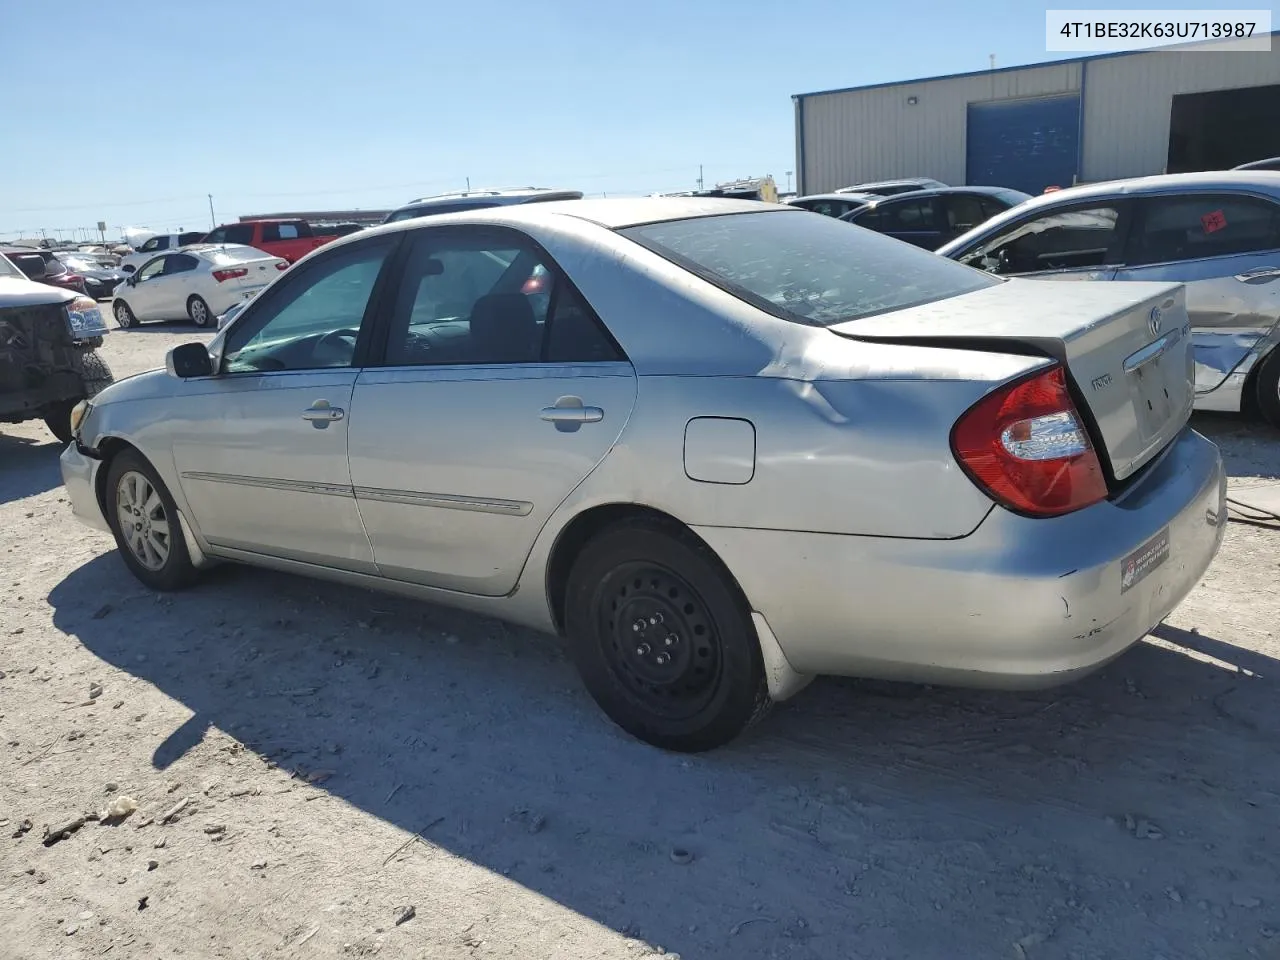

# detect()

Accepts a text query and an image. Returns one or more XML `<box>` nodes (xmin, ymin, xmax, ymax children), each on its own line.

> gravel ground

<box><xmin>2</xmin><ymin>325</ymin><xmax>1279</xmax><ymax>960</ymax></box>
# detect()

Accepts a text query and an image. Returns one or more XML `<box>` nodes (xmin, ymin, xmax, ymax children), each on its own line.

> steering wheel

<box><xmin>317</xmin><ymin>328</ymin><xmax>359</xmax><ymax>348</ymax></box>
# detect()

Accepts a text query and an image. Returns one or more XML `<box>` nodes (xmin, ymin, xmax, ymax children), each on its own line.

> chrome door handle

<box><xmin>1235</xmin><ymin>266</ymin><xmax>1280</xmax><ymax>283</ymax></box>
<box><xmin>302</xmin><ymin>400</ymin><xmax>344</xmax><ymax>428</ymax></box>
<box><xmin>540</xmin><ymin>396</ymin><xmax>603</xmax><ymax>432</ymax></box>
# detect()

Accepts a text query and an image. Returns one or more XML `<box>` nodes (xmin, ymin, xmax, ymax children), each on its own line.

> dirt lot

<box><xmin>2</xmin><ymin>324</ymin><xmax>1279</xmax><ymax>960</ymax></box>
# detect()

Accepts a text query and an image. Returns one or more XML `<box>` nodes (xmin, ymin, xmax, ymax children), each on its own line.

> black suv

<box><xmin>1</xmin><ymin>251</ymin><xmax>114</xmax><ymax>442</ymax></box>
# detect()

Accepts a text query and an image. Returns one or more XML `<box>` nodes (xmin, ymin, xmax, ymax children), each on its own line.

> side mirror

<box><xmin>166</xmin><ymin>343</ymin><xmax>214</xmax><ymax>379</ymax></box>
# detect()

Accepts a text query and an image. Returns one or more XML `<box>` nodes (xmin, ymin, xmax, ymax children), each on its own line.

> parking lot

<box><xmin>2</xmin><ymin>325</ymin><xmax>1279</xmax><ymax>959</ymax></box>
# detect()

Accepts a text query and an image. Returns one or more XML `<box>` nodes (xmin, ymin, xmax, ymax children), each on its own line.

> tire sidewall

<box><xmin>564</xmin><ymin>523</ymin><xmax>766</xmax><ymax>752</ymax></box>
<box><xmin>105</xmin><ymin>451</ymin><xmax>196</xmax><ymax>590</ymax></box>
<box><xmin>1255</xmin><ymin>349</ymin><xmax>1280</xmax><ymax>429</ymax></box>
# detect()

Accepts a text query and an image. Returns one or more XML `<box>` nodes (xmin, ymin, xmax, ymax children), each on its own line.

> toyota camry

<box><xmin>59</xmin><ymin>198</ymin><xmax>1226</xmax><ymax>751</ymax></box>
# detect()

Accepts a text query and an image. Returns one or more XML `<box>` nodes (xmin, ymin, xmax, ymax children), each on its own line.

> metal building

<box><xmin>793</xmin><ymin>33</ymin><xmax>1280</xmax><ymax>196</ymax></box>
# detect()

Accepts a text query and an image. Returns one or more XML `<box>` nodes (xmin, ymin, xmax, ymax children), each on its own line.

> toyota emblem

<box><xmin>1149</xmin><ymin>306</ymin><xmax>1162</xmax><ymax>336</ymax></box>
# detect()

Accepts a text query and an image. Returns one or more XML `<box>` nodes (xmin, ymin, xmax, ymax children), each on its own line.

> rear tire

<box><xmin>1254</xmin><ymin>348</ymin><xmax>1280</xmax><ymax>430</ymax></box>
<box><xmin>188</xmin><ymin>296</ymin><xmax>212</xmax><ymax>328</ymax></box>
<box><xmin>563</xmin><ymin>518</ymin><xmax>771</xmax><ymax>752</ymax></box>
<box><xmin>113</xmin><ymin>300</ymin><xmax>137</xmax><ymax>329</ymax></box>
<box><xmin>105</xmin><ymin>450</ymin><xmax>199</xmax><ymax>591</ymax></box>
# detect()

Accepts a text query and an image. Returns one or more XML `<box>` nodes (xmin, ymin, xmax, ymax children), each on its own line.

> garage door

<box><xmin>966</xmin><ymin>95</ymin><xmax>1080</xmax><ymax>194</ymax></box>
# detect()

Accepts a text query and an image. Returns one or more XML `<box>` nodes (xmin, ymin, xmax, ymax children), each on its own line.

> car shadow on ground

<box><xmin>1192</xmin><ymin>411</ymin><xmax>1280</xmax><ymax>479</ymax></box>
<box><xmin>47</xmin><ymin>553</ymin><xmax>1280</xmax><ymax>959</ymax></box>
<box><xmin>0</xmin><ymin>432</ymin><xmax>65</xmax><ymax>503</ymax></box>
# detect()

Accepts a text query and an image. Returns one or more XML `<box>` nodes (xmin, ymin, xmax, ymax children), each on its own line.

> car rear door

<box><xmin>857</xmin><ymin>196</ymin><xmax>945</xmax><ymax>248</ymax></box>
<box><xmin>1112</xmin><ymin>190</ymin><xmax>1280</xmax><ymax>396</ymax></box>
<box><xmin>347</xmin><ymin>224</ymin><xmax>636</xmax><ymax>596</ymax></box>
<box><xmin>168</xmin><ymin>235</ymin><xmax>400</xmax><ymax>570</ymax></box>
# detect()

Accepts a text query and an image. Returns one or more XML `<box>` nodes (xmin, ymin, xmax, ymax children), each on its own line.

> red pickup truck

<box><xmin>202</xmin><ymin>219</ymin><xmax>341</xmax><ymax>264</ymax></box>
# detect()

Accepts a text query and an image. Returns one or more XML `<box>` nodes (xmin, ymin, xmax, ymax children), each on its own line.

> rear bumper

<box><xmin>695</xmin><ymin>428</ymin><xmax>1226</xmax><ymax>688</ymax></box>
<box><xmin>60</xmin><ymin>443</ymin><xmax>109</xmax><ymax>534</ymax></box>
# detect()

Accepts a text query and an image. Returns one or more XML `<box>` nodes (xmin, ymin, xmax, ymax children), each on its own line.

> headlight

<box><xmin>69</xmin><ymin>400</ymin><xmax>92</xmax><ymax>439</ymax></box>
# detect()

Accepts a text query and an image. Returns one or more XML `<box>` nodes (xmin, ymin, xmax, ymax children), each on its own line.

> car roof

<box><xmin>398</xmin><ymin>187</ymin><xmax>584</xmax><ymax>207</ymax></box>
<box><xmin>787</xmin><ymin>193</ymin><xmax>880</xmax><ymax>203</ymax></box>
<box><xmin>863</xmin><ymin>185</ymin><xmax>1028</xmax><ymax>203</ymax></box>
<box><xmin>344</xmin><ymin>197</ymin><xmax>796</xmax><ymax>247</ymax></box>
<box><xmin>177</xmin><ymin>243</ymin><xmax>267</xmax><ymax>257</ymax></box>
<box><xmin>839</xmin><ymin>177</ymin><xmax>944</xmax><ymax>190</ymax></box>
<box><xmin>1233</xmin><ymin>157</ymin><xmax>1280</xmax><ymax>170</ymax></box>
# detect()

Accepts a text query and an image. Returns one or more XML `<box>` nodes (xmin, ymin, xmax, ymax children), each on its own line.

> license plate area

<box><xmin>1128</xmin><ymin>354</ymin><xmax>1176</xmax><ymax>442</ymax></box>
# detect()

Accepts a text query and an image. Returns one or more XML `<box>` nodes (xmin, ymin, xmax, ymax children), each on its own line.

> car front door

<box><xmin>167</xmin><ymin>235</ymin><xmax>400</xmax><ymax>571</ymax></box>
<box><xmin>949</xmin><ymin>199</ymin><xmax>1131</xmax><ymax>282</ymax></box>
<box><xmin>1113</xmin><ymin>191</ymin><xmax>1280</xmax><ymax>396</ymax></box>
<box><xmin>126</xmin><ymin>256</ymin><xmax>170</xmax><ymax>319</ymax></box>
<box><xmin>941</xmin><ymin>192</ymin><xmax>991</xmax><ymax>246</ymax></box>
<box><xmin>347</xmin><ymin>225</ymin><xmax>637</xmax><ymax>596</ymax></box>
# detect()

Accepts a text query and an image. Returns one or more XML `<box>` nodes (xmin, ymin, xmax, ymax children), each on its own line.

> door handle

<box><xmin>1235</xmin><ymin>266</ymin><xmax>1280</xmax><ymax>283</ymax></box>
<box><xmin>301</xmin><ymin>400</ymin><xmax>344</xmax><ymax>428</ymax></box>
<box><xmin>540</xmin><ymin>396</ymin><xmax>603</xmax><ymax>432</ymax></box>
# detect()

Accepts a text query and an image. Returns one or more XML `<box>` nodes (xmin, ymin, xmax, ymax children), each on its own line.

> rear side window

<box><xmin>262</xmin><ymin>223</ymin><xmax>301</xmax><ymax>242</ymax></box>
<box><xmin>163</xmin><ymin>254</ymin><xmax>199</xmax><ymax>275</ymax></box>
<box><xmin>1127</xmin><ymin>194</ymin><xmax>1280</xmax><ymax>265</ymax></box>
<box><xmin>178</xmin><ymin>232</ymin><xmax>206</xmax><ymax>246</ymax></box>
<box><xmin>622</xmin><ymin>210</ymin><xmax>998</xmax><ymax>327</ymax></box>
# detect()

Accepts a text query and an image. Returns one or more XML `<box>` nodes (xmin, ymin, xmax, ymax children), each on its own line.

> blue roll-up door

<box><xmin>966</xmin><ymin>95</ymin><xmax>1080</xmax><ymax>194</ymax></box>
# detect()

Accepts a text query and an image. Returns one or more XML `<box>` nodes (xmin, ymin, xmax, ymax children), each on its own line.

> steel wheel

<box><xmin>115</xmin><ymin>470</ymin><xmax>172</xmax><ymax>572</ymax></box>
<box><xmin>597</xmin><ymin>561</ymin><xmax>723</xmax><ymax>720</ymax></box>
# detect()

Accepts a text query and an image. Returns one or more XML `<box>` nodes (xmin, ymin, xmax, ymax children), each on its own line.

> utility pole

<box><xmin>989</xmin><ymin>53</ymin><xmax>996</xmax><ymax>70</ymax></box>
<box><xmin>207</xmin><ymin>194</ymin><xmax>216</xmax><ymax>228</ymax></box>
<box><xmin>785</xmin><ymin>170</ymin><xmax>793</xmax><ymax>192</ymax></box>
<box><xmin>696</xmin><ymin>164</ymin><xmax>704</xmax><ymax>191</ymax></box>
<box><xmin>465</xmin><ymin>177</ymin><xmax>471</xmax><ymax>192</ymax></box>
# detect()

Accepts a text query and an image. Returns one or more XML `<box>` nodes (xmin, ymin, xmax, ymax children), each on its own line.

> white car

<box><xmin>119</xmin><ymin>231</ymin><xmax>209</xmax><ymax>274</ymax></box>
<box><xmin>111</xmin><ymin>244</ymin><xmax>288</xmax><ymax>329</ymax></box>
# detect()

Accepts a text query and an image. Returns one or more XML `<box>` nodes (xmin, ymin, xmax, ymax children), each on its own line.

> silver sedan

<box><xmin>59</xmin><ymin>198</ymin><xmax>1226</xmax><ymax>751</ymax></box>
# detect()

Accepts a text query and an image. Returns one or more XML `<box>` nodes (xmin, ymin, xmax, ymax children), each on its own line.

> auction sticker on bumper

<box><xmin>1121</xmin><ymin>528</ymin><xmax>1170</xmax><ymax>593</ymax></box>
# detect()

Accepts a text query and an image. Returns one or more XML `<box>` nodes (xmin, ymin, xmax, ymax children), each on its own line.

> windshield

<box><xmin>0</xmin><ymin>253</ymin><xmax>21</xmax><ymax>279</ymax></box>
<box><xmin>621</xmin><ymin>210</ymin><xmax>998</xmax><ymax>326</ymax></box>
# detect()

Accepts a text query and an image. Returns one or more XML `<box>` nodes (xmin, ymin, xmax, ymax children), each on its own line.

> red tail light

<box><xmin>950</xmin><ymin>365</ymin><xmax>1107</xmax><ymax>517</ymax></box>
<box><xmin>212</xmin><ymin>267</ymin><xmax>248</xmax><ymax>283</ymax></box>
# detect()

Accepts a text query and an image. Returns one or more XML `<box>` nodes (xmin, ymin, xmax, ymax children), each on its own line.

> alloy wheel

<box><xmin>115</xmin><ymin>470</ymin><xmax>171</xmax><ymax>571</ymax></box>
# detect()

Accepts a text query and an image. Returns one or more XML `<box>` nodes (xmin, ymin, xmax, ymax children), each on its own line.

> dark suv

<box><xmin>1</xmin><ymin>251</ymin><xmax>114</xmax><ymax>442</ymax></box>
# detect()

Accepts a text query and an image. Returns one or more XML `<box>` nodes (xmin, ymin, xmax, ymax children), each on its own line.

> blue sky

<box><xmin>0</xmin><ymin>0</ymin><xmax>1171</xmax><ymax>240</ymax></box>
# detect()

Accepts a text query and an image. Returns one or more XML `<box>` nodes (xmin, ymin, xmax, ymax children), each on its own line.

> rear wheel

<box><xmin>187</xmin><ymin>296</ymin><xmax>212</xmax><ymax>328</ymax></box>
<box><xmin>564</xmin><ymin>518</ymin><xmax>771</xmax><ymax>752</ymax></box>
<box><xmin>105</xmin><ymin>450</ymin><xmax>199</xmax><ymax>591</ymax></box>
<box><xmin>1254</xmin><ymin>348</ymin><xmax>1280</xmax><ymax>430</ymax></box>
<box><xmin>113</xmin><ymin>300</ymin><xmax>137</xmax><ymax>329</ymax></box>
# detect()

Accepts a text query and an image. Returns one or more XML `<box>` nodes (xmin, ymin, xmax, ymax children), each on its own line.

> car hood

<box><xmin>0</xmin><ymin>275</ymin><xmax>78</xmax><ymax>307</ymax></box>
<box><xmin>91</xmin><ymin>367</ymin><xmax>171</xmax><ymax>407</ymax></box>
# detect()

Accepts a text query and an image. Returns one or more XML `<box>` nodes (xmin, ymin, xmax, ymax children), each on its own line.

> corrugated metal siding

<box><xmin>1083</xmin><ymin>48</ymin><xmax>1280</xmax><ymax>182</ymax></box>
<box><xmin>798</xmin><ymin>63</ymin><xmax>1080</xmax><ymax>194</ymax></box>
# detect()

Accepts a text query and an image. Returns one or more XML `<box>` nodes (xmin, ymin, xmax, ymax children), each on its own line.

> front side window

<box><xmin>877</xmin><ymin>198</ymin><xmax>938</xmax><ymax>232</ymax></box>
<box><xmin>221</xmin><ymin>238</ymin><xmax>395</xmax><ymax>374</ymax></box>
<box><xmin>622</xmin><ymin>209</ymin><xmax>998</xmax><ymax>327</ymax></box>
<box><xmin>136</xmin><ymin>257</ymin><xmax>167</xmax><ymax>281</ymax></box>
<box><xmin>1127</xmin><ymin>194</ymin><xmax>1280</xmax><ymax>265</ymax></box>
<box><xmin>179</xmin><ymin>232</ymin><xmax>206</xmax><ymax>246</ymax></box>
<box><xmin>956</xmin><ymin>204</ymin><xmax>1122</xmax><ymax>275</ymax></box>
<box><xmin>945</xmin><ymin>194</ymin><xmax>988</xmax><ymax>233</ymax></box>
<box><xmin>384</xmin><ymin>228</ymin><xmax>620</xmax><ymax>366</ymax></box>
<box><xmin>141</xmin><ymin>236</ymin><xmax>167</xmax><ymax>252</ymax></box>
<box><xmin>263</xmin><ymin>223</ymin><xmax>301</xmax><ymax>242</ymax></box>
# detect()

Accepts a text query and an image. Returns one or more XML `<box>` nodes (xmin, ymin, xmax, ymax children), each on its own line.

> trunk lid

<box><xmin>830</xmin><ymin>278</ymin><xmax>1194</xmax><ymax>482</ymax></box>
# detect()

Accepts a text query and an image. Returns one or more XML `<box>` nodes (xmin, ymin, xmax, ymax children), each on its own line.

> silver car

<box><xmin>59</xmin><ymin>199</ymin><xmax>1226</xmax><ymax>751</ymax></box>
<box><xmin>936</xmin><ymin>171</ymin><xmax>1280</xmax><ymax>428</ymax></box>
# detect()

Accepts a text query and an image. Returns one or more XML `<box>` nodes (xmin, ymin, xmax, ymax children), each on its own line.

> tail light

<box><xmin>950</xmin><ymin>365</ymin><xmax>1107</xmax><ymax>517</ymax></box>
<box><xmin>212</xmin><ymin>267</ymin><xmax>248</xmax><ymax>283</ymax></box>
<box><xmin>275</xmin><ymin>261</ymin><xmax>289</xmax><ymax>271</ymax></box>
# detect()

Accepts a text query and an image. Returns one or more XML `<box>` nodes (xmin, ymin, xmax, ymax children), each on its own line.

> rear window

<box><xmin>621</xmin><ymin>210</ymin><xmax>998</xmax><ymax>326</ymax></box>
<box><xmin>208</xmin><ymin>246</ymin><xmax>268</xmax><ymax>265</ymax></box>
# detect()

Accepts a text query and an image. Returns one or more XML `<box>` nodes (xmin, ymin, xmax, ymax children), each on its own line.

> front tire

<box><xmin>105</xmin><ymin>450</ymin><xmax>199</xmax><ymax>591</ymax></box>
<box><xmin>113</xmin><ymin>300</ymin><xmax>137</xmax><ymax>329</ymax></box>
<box><xmin>564</xmin><ymin>518</ymin><xmax>771</xmax><ymax>752</ymax></box>
<box><xmin>1254</xmin><ymin>348</ymin><xmax>1280</xmax><ymax>429</ymax></box>
<box><xmin>188</xmin><ymin>296</ymin><xmax>212</xmax><ymax>328</ymax></box>
<box><xmin>43</xmin><ymin>402</ymin><xmax>77</xmax><ymax>444</ymax></box>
